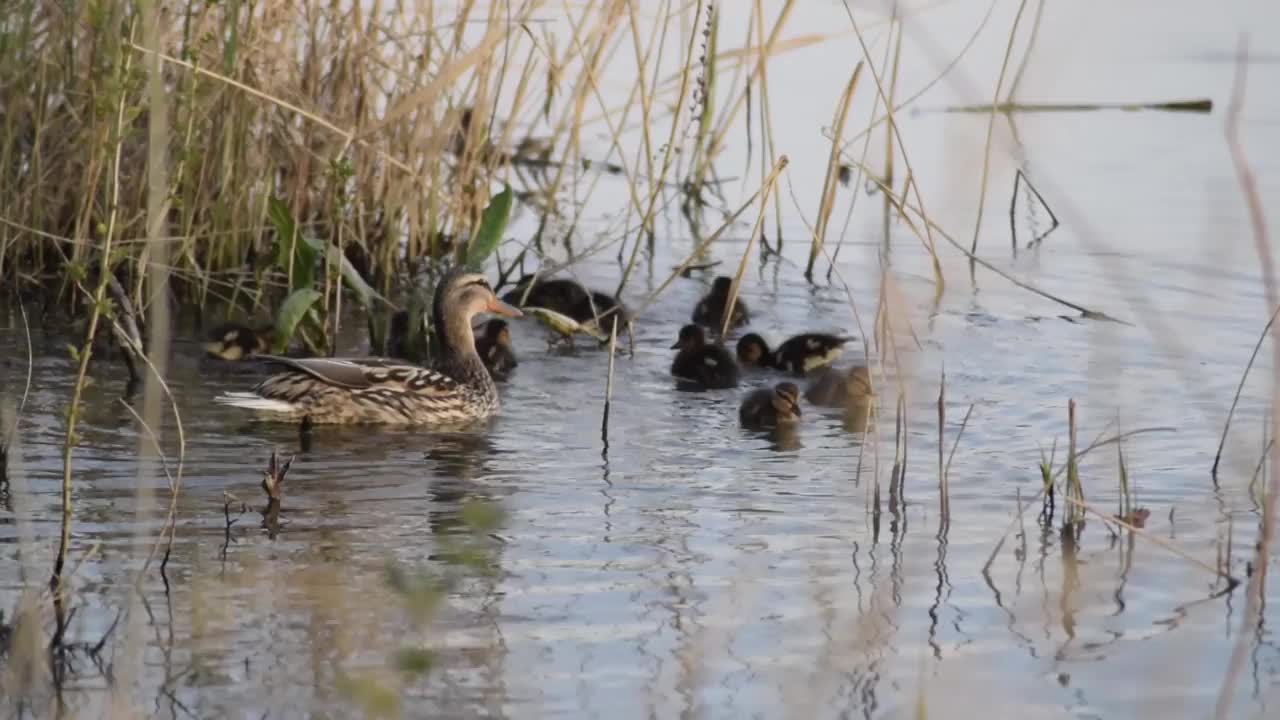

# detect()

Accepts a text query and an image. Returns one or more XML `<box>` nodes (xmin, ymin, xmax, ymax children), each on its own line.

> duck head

<box><xmin>670</xmin><ymin>323</ymin><xmax>707</xmax><ymax>350</ymax></box>
<box><xmin>771</xmin><ymin>382</ymin><xmax>802</xmax><ymax>422</ymax></box>
<box><xmin>434</xmin><ymin>269</ymin><xmax>522</xmax><ymax>356</ymax></box>
<box><xmin>736</xmin><ymin>333</ymin><xmax>773</xmax><ymax>367</ymax></box>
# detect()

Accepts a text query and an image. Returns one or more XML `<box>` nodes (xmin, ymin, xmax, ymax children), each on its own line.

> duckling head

<box><xmin>772</xmin><ymin>382</ymin><xmax>802</xmax><ymax>422</ymax></box>
<box><xmin>483</xmin><ymin>318</ymin><xmax>513</xmax><ymax>348</ymax></box>
<box><xmin>711</xmin><ymin>276</ymin><xmax>733</xmax><ymax>296</ymax></box>
<box><xmin>670</xmin><ymin>324</ymin><xmax>707</xmax><ymax>350</ymax></box>
<box><xmin>736</xmin><ymin>333</ymin><xmax>773</xmax><ymax>367</ymax></box>
<box><xmin>846</xmin><ymin>365</ymin><xmax>874</xmax><ymax>398</ymax></box>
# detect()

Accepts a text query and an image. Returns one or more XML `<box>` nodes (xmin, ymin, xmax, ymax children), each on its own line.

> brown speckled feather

<box><xmin>250</xmin><ymin>356</ymin><xmax>493</xmax><ymax>424</ymax></box>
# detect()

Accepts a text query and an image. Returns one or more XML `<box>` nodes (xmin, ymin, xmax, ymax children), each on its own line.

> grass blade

<box><xmin>466</xmin><ymin>184</ymin><xmax>513</xmax><ymax>270</ymax></box>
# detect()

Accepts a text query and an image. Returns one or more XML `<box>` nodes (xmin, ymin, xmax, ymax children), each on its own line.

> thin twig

<box><xmin>601</xmin><ymin>318</ymin><xmax>618</xmax><ymax>444</ymax></box>
<box><xmin>720</xmin><ymin>156</ymin><xmax>789</xmax><ymax>339</ymax></box>
<box><xmin>1216</xmin><ymin>34</ymin><xmax>1279</xmax><ymax>720</ymax></box>
<box><xmin>1212</xmin><ymin>301</ymin><xmax>1280</xmax><ymax>477</ymax></box>
<box><xmin>969</xmin><ymin>0</ymin><xmax>1031</xmax><ymax>260</ymax></box>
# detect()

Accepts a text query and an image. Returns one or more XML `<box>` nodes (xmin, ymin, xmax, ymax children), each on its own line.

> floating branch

<box><xmin>929</xmin><ymin>98</ymin><xmax>1212</xmax><ymax>114</ymax></box>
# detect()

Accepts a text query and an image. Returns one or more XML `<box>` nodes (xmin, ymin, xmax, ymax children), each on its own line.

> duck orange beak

<box><xmin>487</xmin><ymin>297</ymin><xmax>523</xmax><ymax>318</ymax></box>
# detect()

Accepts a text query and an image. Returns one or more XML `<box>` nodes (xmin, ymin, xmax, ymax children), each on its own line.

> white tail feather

<box><xmin>214</xmin><ymin>392</ymin><xmax>298</xmax><ymax>414</ymax></box>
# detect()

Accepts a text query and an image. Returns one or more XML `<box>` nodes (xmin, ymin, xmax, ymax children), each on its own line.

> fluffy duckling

<box><xmin>804</xmin><ymin>365</ymin><xmax>874</xmax><ymax>407</ymax></box>
<box><xmin>474</xmin><ymin>318</ymin><xmax>518</xmax><ymax>380</ymax></box>
<box><xmin>669</xmin><ymin>324</ymin><xmax>739</xmax><ymax>389</ymax></box>
<box><xmin>736</xmin><ymin>332</ymin><xmax>853</xmax><ymax>375</ymax></box>
<box><xmin>204</xmin><ymin>323</ymin><xmax>273</xmax><ymax>361</ymax></box>
<box><xmin>503</xmin><ymin>275</ymin><xmax>630</xmax><ymax>336</ymax></box>
<box><xmin>691</xmin><ymin>276</ymin><xmax>749</xmax><ymax>330</ymax></box>
<box><xmin>739</xmin><ymin>382</ymin><xmax>802</xmax><ymax>429</ymax></box>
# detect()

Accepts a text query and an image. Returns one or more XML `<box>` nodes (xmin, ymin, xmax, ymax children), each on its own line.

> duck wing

<box><xmin>257</xmin><ymin>356</ymin><xmax>460</xmax><ymax>395</ymax></box>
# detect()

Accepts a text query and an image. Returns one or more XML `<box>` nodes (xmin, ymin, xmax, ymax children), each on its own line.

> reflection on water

<box><xmin>5</xmin><ymin>2</ymin><xmax>1280</xmax><ymax>717</ymax></box>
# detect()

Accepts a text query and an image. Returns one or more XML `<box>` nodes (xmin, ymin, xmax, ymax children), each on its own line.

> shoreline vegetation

<box><xmin>1</xmin><ymin>0</ymin><xmax>1276</xmax><ymax>717</ymax></box>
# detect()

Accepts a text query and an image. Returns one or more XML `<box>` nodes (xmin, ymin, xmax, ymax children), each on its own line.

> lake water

<box><xmin>3</xmin><ymin>0</ymin><xmax>1280</xmax><ymax>717</ymax></box>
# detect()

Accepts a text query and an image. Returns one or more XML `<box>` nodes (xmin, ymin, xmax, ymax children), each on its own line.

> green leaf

<box><xmin>268</xmin><ymin>197</ymin><xmax>316</xmax><ymax>291</ymax></box>
<box><xmin>465</xmin><ymin>184</ymin><xmax>512</xmax><ymax>270</ymax></box>
<box><xmin>273</xmin><ymin>288</ymin><xmax>322</xmax><ymax>353</ymax></box>
<box><xmin>335</xmin><ymin>674</ymin><xmax>400</xmax><ymax>719</ymax></box>
<box><xmin>392</xmin><ymin>648</ymin><xmax>434</xmax><ymax>676</ymax></box>
<box><xmin>460</xmin><ymin>500</ymin><xmax>505</xmax><ymax>534</ymax></box>
<box><xmin>324</xmin><ymin>243</ymin><xmax>385</xmax><ymax>308</ymax></box>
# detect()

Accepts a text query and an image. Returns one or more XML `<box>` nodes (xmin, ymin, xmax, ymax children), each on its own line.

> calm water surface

<box><xmin>3</xmin><ymin>1</ymin><xmax>1280</xmax><ymax>717</ymax></box>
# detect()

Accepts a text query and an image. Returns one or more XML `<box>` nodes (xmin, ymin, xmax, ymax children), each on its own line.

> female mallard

<box><xmin>474</xmin><ymin>318</ymin><xmax>518</xmax><ymax>380</ymax></box>
<box><xmin>215</xmin><ymin>269</ymin><xmax>521</xmax><ymax>424</ymax></box>
<box><xmin>739</xmin><ymin>382</ymin><xmax>802</xmax><ymax>429</ymax></box>
<box><xmin>502</xmin><ymin>274</ymin><xmax>630</xmax><ymax>336</ymax></box>
<box><xmin>692</xmin><ymin>276</ymin><xmax>749</xmax><ymax>330</ymax></box>
<box><xmin>670</xmin><ymin>324</ymin><xmax>739</xmax><ymax>389</ymax></box>
<box><xmin>736</xmin><ymin>332</ymin><xmax>853</xmax><ymax>375</ymax></box>
<box><xmin>204</xmin><ymin>323</ymin><xmax>274</xmax><ymax>361</ymax></box>
<box><xmin>804</xmin><ymin>364</ymin><xmax>874</xmax><ymax>407</ymax></box>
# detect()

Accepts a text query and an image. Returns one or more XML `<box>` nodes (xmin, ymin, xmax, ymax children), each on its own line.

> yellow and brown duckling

<box><xmin>215</xmin><ymin>268</ymin><xmax>522</xmax><ymax>425</ymax></box>
<box><xmin>739</xmin><ymin>382</ymin><xmax>802</xmax><ymax>429</ymax></box>
<box><xmin>736</xmin><ymin>332</ymin><xmax>853</xmax><ymax>375</ymax></box>
<box><xmin>804</xmin><ymin>364</ymin><xmax>874</xmax><ymax>407</ymax></box>
<box><xmin>203</xmin><ymin>323</ymin><xmax>274</xmax><ymax>361</ymax></box>
<box><xmin>669</xmin><ymin>324</ymin><xmax>740</xmax><ymax>390</ymax></box>
<box><xmin>474</xmin><ymin>318</ymin><xmax>518</xmax><ymax>380</ymax></box>
<box><xmin>692</xmin><ymin>276</ymin><xmax>749</xmax><ymax>330</ymax></box>
<box><xmin>502</xmin><ymin>274</ymin><xmax>630</xmax><ymax>336</ymax></box>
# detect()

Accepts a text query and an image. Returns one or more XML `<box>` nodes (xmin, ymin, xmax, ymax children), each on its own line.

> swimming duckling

<box><xmin>804</xmin><ymin>364</ymin><xmax>874</xmax><ymax>407</ymax></box>
<box><xmin>736</xmin><ymin>332</ymin><xmax>853</xmax><ymax>374</ymax></box>
<box><xmin>691</xmin><ymin>276</ymin><xmax>749</xmax><ymax>330</ymax></box>
<box><xmin>669</xmin><ymin>324</ymin><xmax>739</xmax><ymax>389</ymax></box>
<box><xmin>503</xmin><ymin>275</ymin><xmax>630</xmax><ymax>337</ymax></box>
<box><xmin>739</xmin><ymin>382</ymin><xmax>802</xmax><ymax>429</ymax></box>
<box><xmin>474</xmin><ymin>318</ymin><xmax>518</xmax><ymax>380</ymax></box>
<box><xmin>204</xmin><ymin>323</ymin><xmax>273</xmax><ymax>361</ymax></box>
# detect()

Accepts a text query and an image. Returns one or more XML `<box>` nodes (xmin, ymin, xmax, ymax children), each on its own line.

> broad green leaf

<box><xmin>273</xmin><ymin>288</ymin><xmax>322</xmax><ymax>353</ymax></box>
<box><xmin>268</xmin><ymin>197</ymin><xmax>316</xmax><ymax>291</ymax></box>
<box><xmin>324</xmin><ymin>243</ymin><xmax>386</xmax><ymax>308</ymax></box>
<box><xmin>465</xmin><ymin>184</ymin><xmax>512</xmax><ymax>270</ymax></box>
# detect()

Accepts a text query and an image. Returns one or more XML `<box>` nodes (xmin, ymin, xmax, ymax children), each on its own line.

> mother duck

<box><xmin>215</xmin><ymin>268</ymin><xmax>521</xmax><ymax>425</ymax></box>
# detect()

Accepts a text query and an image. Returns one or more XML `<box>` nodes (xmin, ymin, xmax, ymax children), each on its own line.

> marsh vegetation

<box><xmin>1</xmin><ymin>0</ymin><xmax>1277</xmax><ymax>717</ymax></box>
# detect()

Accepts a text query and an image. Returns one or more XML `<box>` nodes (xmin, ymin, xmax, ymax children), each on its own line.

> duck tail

<box><xmin>214</xmin><ymin>391</ymin><xmax>298</xmax><ymax>414</ymax></box>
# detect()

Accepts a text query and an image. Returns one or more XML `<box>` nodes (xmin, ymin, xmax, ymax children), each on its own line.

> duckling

<box><xmin>736</xmin><ymin>332</ymin><xmax>853</xmax><ymax>374</ymax></box>
<box><xmin>503</xmin><ymin>275</ymin><xmax>590</xmax><ymax>313</ymax></box>
<box><xmin>804</xmin><ymin>365</ymin><xmax>874</xmax><ymax>407</ymax></box>
<box><xmin>215</xmin><ymin>268</ymin><xmax>522</xmax><ymax>425</ymax></box>
<box><xmin>503</xmin><ymin>275</ymin><xmax>631</xmax><ymax>337</ymax></box>
<box><xmin>739</xmin><ymin>382</ymin><xmax>802</xmax><ymax>429</ymax></box>
<box><xmin>669</xmin><ymin>324</ymin><xmax>739</xmax><ymax>389</ymax></box>
<box><xmin>204</xmin><ymin>323</ymin><xmax>273</xmax><ymax>361</ymax></box>
<box><xmin>474</xmin><ymin>318</ymin><xmax>518</xmax><ymax>380</ymax></box>
<box><xmin>692</xmin><ymin>276</ymin><xmax>749</xmax><ymax>330</ymax></box>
